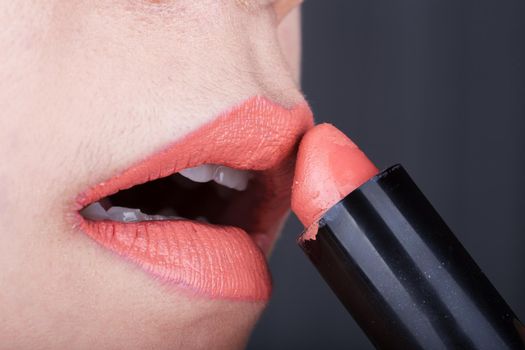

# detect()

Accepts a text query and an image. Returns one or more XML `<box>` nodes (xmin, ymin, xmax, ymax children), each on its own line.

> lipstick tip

<box><xmin>292</xmin><ymin>123</ymin><xmax>378</xmax><ymax>234</ymax></box>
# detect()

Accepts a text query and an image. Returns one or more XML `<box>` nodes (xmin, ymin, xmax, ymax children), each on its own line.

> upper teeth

<box><xmin>178</xmin><ymin>164</ymin><xmax>251</xmax><ymax>191</ymax></box>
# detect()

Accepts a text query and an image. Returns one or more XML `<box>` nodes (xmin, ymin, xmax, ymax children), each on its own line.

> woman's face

<box><xmin>0</xmin><ymin>1</ymin><xmax>311</xmax><ymax>349</ymax></box>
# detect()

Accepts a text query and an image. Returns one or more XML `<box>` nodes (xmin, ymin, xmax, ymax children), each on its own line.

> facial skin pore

<box><xmin>0</xmin><ymin>1</ymin><xmax>304</xmax><ymax>349</ymax></box>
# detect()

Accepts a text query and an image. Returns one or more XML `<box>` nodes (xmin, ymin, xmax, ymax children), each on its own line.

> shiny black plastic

<box><xmin>300</xmin><ymin>165</ymin><xmax>525</xmax><ymax>349</ymax></box>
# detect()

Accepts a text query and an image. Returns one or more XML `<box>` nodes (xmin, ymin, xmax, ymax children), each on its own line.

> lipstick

<box><xmin>292</xmin><ymin>124</ymin><xmax>525</xmax><ymax>349</ymax></box>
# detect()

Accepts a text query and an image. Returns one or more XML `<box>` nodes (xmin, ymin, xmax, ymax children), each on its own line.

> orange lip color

<box><xmin>76</xmin><ymin>96</ymin><xmax>313</xmax><ymax>301</ymax></box>
<box><xmin>292</xmin><ymin>123</ymin><xmax>378</xmax><ymax>239</ymax></box>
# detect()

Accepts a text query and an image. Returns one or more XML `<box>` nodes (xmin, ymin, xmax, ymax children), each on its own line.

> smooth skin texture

<box><xmin>0</xmin><ymin>0</ymin><xmax>305</xmax><ymax>349</ymax></box>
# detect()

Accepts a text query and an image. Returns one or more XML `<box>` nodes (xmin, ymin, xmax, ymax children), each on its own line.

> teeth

<box><xmin>107</xmin><ymin>207</ymin><xmax>148</xmax><ymax>222</ymax></box>
<box><xmin>178</xmin><ymin>164</ymin><xmax>251</xmax><ymax>191</ymax></box>
<box><xmin>80</xmin><ymin>202</ymin><xmax>110</xmax><ymax>221</ymax></box>
<box><xmin>213</xmin><ymin>166</ymin><xmax>249</xmax><ymax>191</ymax></box>
<box><xmin>80</xmin><ymin>202</ymin><xmax>183</xmax><ymax>223</ymax></box>
<box><xmin>80</xmin><ymin>164</ymin><xmax>252</xmax><ymax>223</ymax></box>
<box><xmin>179</xmin><ymin>164</ymin><xmax>216</xmax><ymax>183</ymax></box>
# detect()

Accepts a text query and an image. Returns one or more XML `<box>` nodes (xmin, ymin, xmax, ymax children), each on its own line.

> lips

<box><xmin>75</xmin><ymin>96</ymin><xmax>313</xmax><ymax>301</ymax></box>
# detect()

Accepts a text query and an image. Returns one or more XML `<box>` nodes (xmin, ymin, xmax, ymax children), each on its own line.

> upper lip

<box><xmin>75</xmin><ymin>95</ymin><xmax>313</xmax><ymax>300</ymax></box>
<box><xmin>77</xmin><ymin>96</ymin><xmax>312</xmax><ymax>212</ymax></box>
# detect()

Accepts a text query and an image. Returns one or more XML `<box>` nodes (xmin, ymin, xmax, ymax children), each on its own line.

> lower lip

<box><xmin>292</xmin><ymin>124</ymin><xmax>524</xmax><ymax>348</ymax></box>
<box><xmin>76</xmin><ymin>97</ymin><xmax>313</xmax><ymax>301</ymax></box>
<box><xmin>79</xmin><ymin>219</ymin><xmax>271</xmax><ymax>299</ymax></box>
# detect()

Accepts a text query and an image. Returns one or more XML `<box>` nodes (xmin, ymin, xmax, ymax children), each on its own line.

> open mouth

<box><xmin>75</xmin><ymin>96</ymin><xmax>313</xmax><ymax>301</ymax></box>
<box><xmin>81</xmin><ymin>164</ymin><xmax>255</xmax><ymax>229</ymax></box>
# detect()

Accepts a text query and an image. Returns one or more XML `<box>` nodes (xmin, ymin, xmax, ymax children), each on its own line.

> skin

<box><xmin>0</xmin><ymin>0</ymin><xmax>304</xmax><ymax>349</ymax></box>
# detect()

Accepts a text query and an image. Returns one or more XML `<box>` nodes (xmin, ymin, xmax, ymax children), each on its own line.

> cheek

<box><xmin>277</xmin><ymin>6</ymin><xmax>302</xmax><ymax>83</ymax></box>
<box><xmin>0</xmin><ymin>1</ymin><xmax>300</xmax><ymax>347</ymax></box>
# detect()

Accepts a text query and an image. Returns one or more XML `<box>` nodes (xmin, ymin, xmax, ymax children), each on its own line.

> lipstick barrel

<box><xmin>300</xmin><ymin>165</ymin><xmax>524</xmax><ymax>349</ymax></box>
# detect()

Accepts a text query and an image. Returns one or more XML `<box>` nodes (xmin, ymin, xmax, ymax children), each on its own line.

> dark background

<box><xmin>248</xmin><ymin>1</ymin><xmax>525</xmax><ymax>349</ymax></box>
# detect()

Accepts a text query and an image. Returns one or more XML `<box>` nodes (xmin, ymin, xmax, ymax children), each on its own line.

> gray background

<box><xmin>248</xmin><ymin>1</ymin><xmax>525</xmax><ymax>349</ymax></box>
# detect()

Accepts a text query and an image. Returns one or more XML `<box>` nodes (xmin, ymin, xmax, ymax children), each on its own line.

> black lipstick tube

<box><xmin>300</xmin><ymin>164</ymin><xmax>525</xmax><ymax>349</ymax></box>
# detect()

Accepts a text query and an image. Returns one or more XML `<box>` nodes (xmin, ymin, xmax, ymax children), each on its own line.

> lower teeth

<box><xmin>80</xmin><ymin>202</ymin><xmax>203</xmax><ymax>223</ymax></box>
